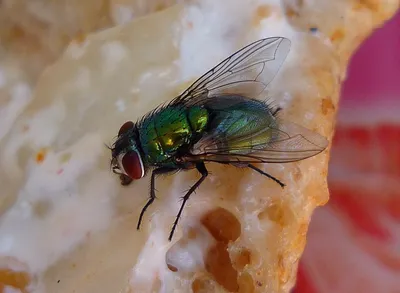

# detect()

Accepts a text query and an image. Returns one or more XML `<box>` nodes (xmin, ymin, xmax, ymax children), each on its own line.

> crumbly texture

<box><xmin>0</xmin><ymin>0</ymin><xmax>398</xmax><ymax>293</ymax></box>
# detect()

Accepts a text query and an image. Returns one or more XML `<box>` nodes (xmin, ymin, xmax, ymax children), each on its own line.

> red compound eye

<box><xmin>121</xmin><ymin>151</ymin><xmax>144</xmax><ymax>179</ymax></box>
<box><xmin>118</xmin><ymin>121</ymin><xmax>134</xmax><ymax>136</ymax></box>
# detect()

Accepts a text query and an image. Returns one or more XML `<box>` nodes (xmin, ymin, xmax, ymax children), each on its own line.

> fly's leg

<box><xmin>137</xmin><ymin>167</ymin><xmax>176</xmax><ymax>230</ymax></box>
<box><xmin>248</xmin><ymin>164</ymin><xmax>285</xmax><ymax>188</ymax></box>
<box><xmin>168</xmin><ymin>162</ymin><xmax>208</xmax><ymax>241</ymax></box>
<box><xmin>272</xmin><ymin>106</ymin><xmax>282</xmax><ymax>116</ymax></box>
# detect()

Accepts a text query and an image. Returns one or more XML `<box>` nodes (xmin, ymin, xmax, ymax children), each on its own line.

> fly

<box><xmin>109</xmin><ymin>37</ymin><xmax>329</xmax><ymax>241</ymax></box>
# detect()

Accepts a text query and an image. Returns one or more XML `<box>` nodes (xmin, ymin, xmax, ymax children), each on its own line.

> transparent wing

<box><xmin>172</xmin><ymin>37</ymin><xmax>291</xmax><ymax>106</ymax></box>
<box><xmin>186</xmin><ymin>120</ymin><xmax>329</xmax><ymax>164</ymax></box>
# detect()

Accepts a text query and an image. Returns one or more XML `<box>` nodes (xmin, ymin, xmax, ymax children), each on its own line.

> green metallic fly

<box><xmin>109</xmin><ymin>37</ymin><xmax>328</xmax><ymax>241</ymax></box>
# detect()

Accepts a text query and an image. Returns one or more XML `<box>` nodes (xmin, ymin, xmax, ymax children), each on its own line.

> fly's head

<box><xmin>110</xmin><ymin>121</ymin><xmax>146</xmax><ymax>186</ymax></box>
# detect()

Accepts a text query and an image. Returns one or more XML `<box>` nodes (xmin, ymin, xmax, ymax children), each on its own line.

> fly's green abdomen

<box><xmin>206</xmin><ymin>96</ymin><xmax>277</xmax><ymax>154</ymax></box>
<box><xmin>139</xmin><ymin>106</ymin><xmax>208</xmax><ymax>164</ymax></box>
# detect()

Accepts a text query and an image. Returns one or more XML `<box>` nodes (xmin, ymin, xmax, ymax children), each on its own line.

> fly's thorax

<box><xmin>138</xmin><ymin>106</ymin><xmax>209</xmax><ymax>164</ymax></box>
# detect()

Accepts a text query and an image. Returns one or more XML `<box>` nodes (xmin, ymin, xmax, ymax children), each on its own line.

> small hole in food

<box><xmin>0</xmin><ymin>268</ymin><xmax>31</xmax><ymax>291</ymax></box>
<box><xmin>165</xmin><ymin>227</ymin><xmax>209</xmax><ymax>274</ymax></box>
<box><xmin>201</xmin><ymin>207</ymin><xmax>241</xmax><ymax>243</ymax></box>
<box><xmin>192</xmin><ymin>276</ymin><xmax>216</xmax><ymax>293</ymax></box>
<box><xmin>167</xmin><ymin>264</ymin><xmax>178</xmax><ymax>272</ymax></box>
<box><xmin>233</xmin><ymin>248</ymin><xmax>252</xmax><ymax>270</ymax></box>
<box><xmin>238</xmin><ymin>272</ymin><xmax>255</xmax><ymax>293</ymax></box>
<box><xmin>257</xmin><ymin>201</ymin><xmax>294</xmax><ymax>228</ymax></box>
<box><xmin>205</xmin><ymin>242</ymin><xmax>239</xmax><ymax>292</ymax></box>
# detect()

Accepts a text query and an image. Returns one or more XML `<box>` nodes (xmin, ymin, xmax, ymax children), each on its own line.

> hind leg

<box><xmin>247</xmin><ymin>164</ymin><xmax>285</xmax><ymax>188</ymax></box>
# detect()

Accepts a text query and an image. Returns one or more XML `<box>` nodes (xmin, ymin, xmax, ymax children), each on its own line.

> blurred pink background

<box><xmin>293</xmin><ymin>10</ymin><xmax>400</xmax><ymax>293</ymax></box>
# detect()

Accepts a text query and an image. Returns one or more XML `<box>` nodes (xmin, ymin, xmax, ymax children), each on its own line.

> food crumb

<box><xmin>330</xmin><ymin>28</ymin><xmax>345</xmax><ymax>42</ymax></box>
<box><xmin>321</xmin><ymin>97</ymin><xmax>335</xmax><ymax>115</ymax></box>
<box><xmin>73</xmin><ymin>31</ymin><xmax>86</xmax><ymax>45</ymax></box>
<box><xmin>35</xmin><ymin>148</ymin><xmax>48</xmax><ymax>163</ymax></box>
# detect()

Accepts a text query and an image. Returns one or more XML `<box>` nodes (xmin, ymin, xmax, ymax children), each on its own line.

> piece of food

<box><xmin>294</xmin><ymin>12</ymin><xmax>400</xmax><ymax>292</ymax></box>
<box><xmin>0</xmin><ymin>0</ymin><xmax>398</xmax><ymax>293</ymax></box>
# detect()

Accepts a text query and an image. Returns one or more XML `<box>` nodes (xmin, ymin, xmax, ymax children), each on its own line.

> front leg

<box><xmin>136</xmin><ymin>167</ymin><xmax>177</xmax><ymax>230</ymax></box>
<box><xmin>168</xmin><ymin>162</ymin><xmax>208</xmax><ymax>241</ymax></box>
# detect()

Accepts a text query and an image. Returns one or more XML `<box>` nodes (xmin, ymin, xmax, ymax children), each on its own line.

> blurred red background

<box><xmin>293</xmin><ymin>10</ymin><xmax>400</xmax><ymax>293</ymax></box>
